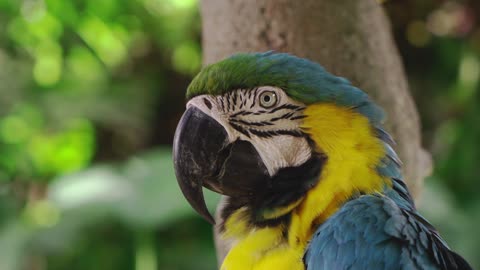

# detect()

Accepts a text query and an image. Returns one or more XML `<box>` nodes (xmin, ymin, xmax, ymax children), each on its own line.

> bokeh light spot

<box><xmin>172</xmin><ymin>41</ymin><xmax>201</xmax><ymax>75</ymax></box>
<box><xmin>23</xmin><ymin>200</ymin><xmax>61</xmax><ymax>228</ymax></box>
<box><xmin>135</xmin><ymin>233</ymin><xmax>157</xmax><ymax>270</ymax></box>
<box><xmin>33</xmin><ymin>54</ymin><xmax>62</xmax><ymax>87</ymax></box>
<box><xmin>33</xmin><ymin>41</ymin><xmax>63</xmax><ymax>87</ymax></box>
<box><xmin>406</xmin><ymin>21</ymin><xmax>431</xmax><ymax>48</ymax></box>
<box><xmin>28</xmin><ymin>118</ymin><xmax>96</xmax><ymax>175</ymax></box>
<box><xmin>426</xmin><ymin>2</ymin><xmax>470</xmax><ymax>37</ymax></box>
<box><xmin>169</xmin><ymin>0</ymin><xmax>196</xmax><ymax>9</ymax></box>
<box><xmin>456</xmin><ymin>53</ymin><xmax>480</xmax><ymax>101</ymax></box>
<box><xmin>66</xmin><ymin>45</ymin><xmax>104</xmax><ymax>83</ymax></box>
<box><xmin>0</xmin><ymin>115</ymin><xmax>32</xmax><ymax>144</ymax></box>
<box><xmin>459</xmin><ymin>54</ymin><xmax>480</xmax><ymax>87</ymax></box>
<box><xmin>21</xmin><ymin>0</ymin><xmax>46</xmax><ymax>22</ymax></box>
<box><xmin>77</xmin><ymin>16</ymin><xmax>127</xmax><ymax>67</ymax></box>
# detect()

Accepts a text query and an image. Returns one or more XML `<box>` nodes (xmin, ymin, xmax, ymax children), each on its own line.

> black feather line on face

<box><xmin>219</xmin><ymin>97</ymin><xmax>225</xmax><ymax>112</ymax></box>
<box><xmin>248</xmin><ymin>129</ymin><xmax>306</xmax><ymax>138</ymax></box>
<box><xmin>231</xmin><ymin>110</ymin><xmax>256</xmax><ymax>117</ymax></box>
<box><xmin>289</xmin><ymin>115</ymin><xmax>307</xmax><ymax>120</ymax></box>
<box><xmin>270</xmin><ymin>111</ymin><xmax>296</xmax><ymax>122</ymax></box>
<box><xmin>229</xmin><ymin>92</ymin><xmax>235</xmax><ymax>111</ymax></box>
<box><xmin>230</xmin><ymin>118</ymin><xmax>274</xmax><ymax>127</ymax></box>
<box><xmin>250</xmin><ymin>87</ymin><xmax>259</xmax><ymax>109</ymax></box>
<box><xmin>294</xmin><ymin>106</ymin><xmax>306</xmax><ymax>112</ymax></box>
<box><xmin>238</xmin><ymin>92</ymin><xmax>244</xmax><ymax>109</ymax></box>
<box><xmin>230</xmin><ymin>122</ymin><xmax>251</xmax><ymax>138</ymax></box>
<box><xmin>233</xmin><ymin>91</ymin><xmax>238</xmax><ymax>108</ymax></box>
<box><xmin>242</xmin><ymin>92</ymin><xmax>248</xmax><ymax>108</ymax></box>
<box><xmin>268</xmin><ymin>103</ymin><xmax>302</xmax><ymax>114</ymax></box>
<box><xmin>253</xmin><ymin>110</ymin><xmax>268</xmax><ymax>115</ymax></box>
<box><xmin>230</xmin><ymin>110</ymin><xmax>247</xmax><ymax>117</ymax></box>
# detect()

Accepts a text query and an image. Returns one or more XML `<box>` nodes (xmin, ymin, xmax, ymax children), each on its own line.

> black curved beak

<box><xmin>173</xmin><ymin>106</ymin><xmax>269</xmax><ymax>224</ymax></box>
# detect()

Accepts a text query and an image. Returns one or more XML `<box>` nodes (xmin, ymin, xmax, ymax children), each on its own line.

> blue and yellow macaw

<box><xmin>173</xmin><ymin>52</ymin><xmax>472</xmax><ymax>270</ymax></box>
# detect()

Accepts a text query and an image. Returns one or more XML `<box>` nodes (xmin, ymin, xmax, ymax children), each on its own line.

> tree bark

<box><xmin>200</xmin><ymin>0</ymin><xmax>432</xmax><ymax>266</ymax></box>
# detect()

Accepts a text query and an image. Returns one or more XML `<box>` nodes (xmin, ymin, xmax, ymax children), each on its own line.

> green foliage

<box><xmin>0</xmin><ymin>0</ymin><xmax>201</xmax><ymax>182</ymax></box>
<box><xmin>0</xmin><ymin>148</ymin><xmax>219</xmax><ymax>270</ymax></box>
<box><xmin>0</xmin><ymin>0</ymin><xmax>209</xmax><ymax>269</ymax></box>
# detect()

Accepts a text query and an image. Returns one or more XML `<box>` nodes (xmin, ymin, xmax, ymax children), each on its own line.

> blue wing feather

<box><xmin>304</xmin><ymin>194</ymin><xmax>472</xmax><ymax>270</ymax></box>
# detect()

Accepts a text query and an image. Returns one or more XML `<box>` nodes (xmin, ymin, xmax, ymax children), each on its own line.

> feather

<box><xmin>186</xmin><ymin>52</ymin><xmax>385</xmax><ymax>125</ymax></box>
<box><xmin>304</xmin><ymin>195</ymin><xmax>473</xmax><ymax>270</ymax></box>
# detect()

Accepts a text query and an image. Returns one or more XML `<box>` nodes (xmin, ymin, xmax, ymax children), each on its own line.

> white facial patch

<box><xmin>186</xmin><ymin>86</ymin><xmax>312</xmax><ymax>176</ymax></box>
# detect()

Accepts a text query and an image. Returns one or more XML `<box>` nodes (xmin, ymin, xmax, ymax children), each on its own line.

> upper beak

<box><xmin>173</xmin><ymin>106</ymin><xmax>269</xmax><ymax>224</ymax></box>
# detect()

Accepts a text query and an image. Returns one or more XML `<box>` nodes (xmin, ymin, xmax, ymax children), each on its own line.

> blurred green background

<box><xmin>0</xmin><ymin>0</ymin><xmax>478</xmax><ymax>269</ymax></box>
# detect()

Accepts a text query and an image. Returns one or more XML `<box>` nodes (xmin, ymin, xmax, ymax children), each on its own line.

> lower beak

<box><xmin>173</xmin><ymin>106</ymin><xmax>269</xmax><ymax>224</ymax></box>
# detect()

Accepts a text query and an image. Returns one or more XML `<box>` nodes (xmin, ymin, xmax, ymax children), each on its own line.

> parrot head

<box><xmin>173</xmin><ymin>52</ymin><xmax>396</xmax><ymax>225</ymax></box>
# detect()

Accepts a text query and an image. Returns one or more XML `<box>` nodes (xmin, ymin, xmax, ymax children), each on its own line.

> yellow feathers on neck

<box><xmin>288</xmin><ymin>103</ymin><xmax>389</xmax><ymax>246</ymax></box>
<box><xmin>221</xmin><ymin>103</ymin><xmax>389</xmax><ymax>270</ymax></box>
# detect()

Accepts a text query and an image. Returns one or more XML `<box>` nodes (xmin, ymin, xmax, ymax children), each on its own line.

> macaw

<box><xmin>172</xmin><ymin>52</ymin><xmax>472</xmax><ymax>270</ymax></box>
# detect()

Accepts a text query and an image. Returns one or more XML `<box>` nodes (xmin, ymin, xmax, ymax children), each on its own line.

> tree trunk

<box><xmin>200</xmin><ymin>0</ymin><xmax>432</xmax><ymax>266</ymax></box>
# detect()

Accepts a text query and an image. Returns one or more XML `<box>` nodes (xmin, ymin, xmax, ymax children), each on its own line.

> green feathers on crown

<box><xmin>187</xmin><ymin>51</ymin><xmax>385</xmax><ymax>124</ymax></box>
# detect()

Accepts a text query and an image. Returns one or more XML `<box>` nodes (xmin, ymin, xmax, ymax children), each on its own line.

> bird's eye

<box><xmin>259</xmin><ymin>91</ymin><xmax>278</xmax><ymax>108</ymax></box>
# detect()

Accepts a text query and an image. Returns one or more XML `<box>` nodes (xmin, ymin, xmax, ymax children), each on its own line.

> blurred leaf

<box><xmin>172</xmin><ymin>40</ymin><xmax>201</xmax><ymax>75</ymax></box>
<box><xmin>47</xmin><ymin>147</ymin><xmax>218</xmax><ymax>227</ymax></box>
<box><xmin>0</xmin><ymin>147</ymin><xmax>219</xmax><ymax>270</ymax></box>
<box><xmin>28</xmin><ymin>118</ymin><xmax>96</xmax><ymax>176</ymax></box>
<box><xmin>76</xmin><ymin>15</ymin><xmax>127</xmax><ymax>67</ymax></box>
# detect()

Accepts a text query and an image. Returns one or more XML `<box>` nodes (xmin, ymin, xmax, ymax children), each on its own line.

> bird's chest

<box><xmin>220</xmin><ymin>227</ymin><xmax>306</xmax><ymax>270</ymax></box>
<box><xmin>221</xmin><ymin>244</ymin><xmax>306</xmax><ymax>270</ymax></box>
